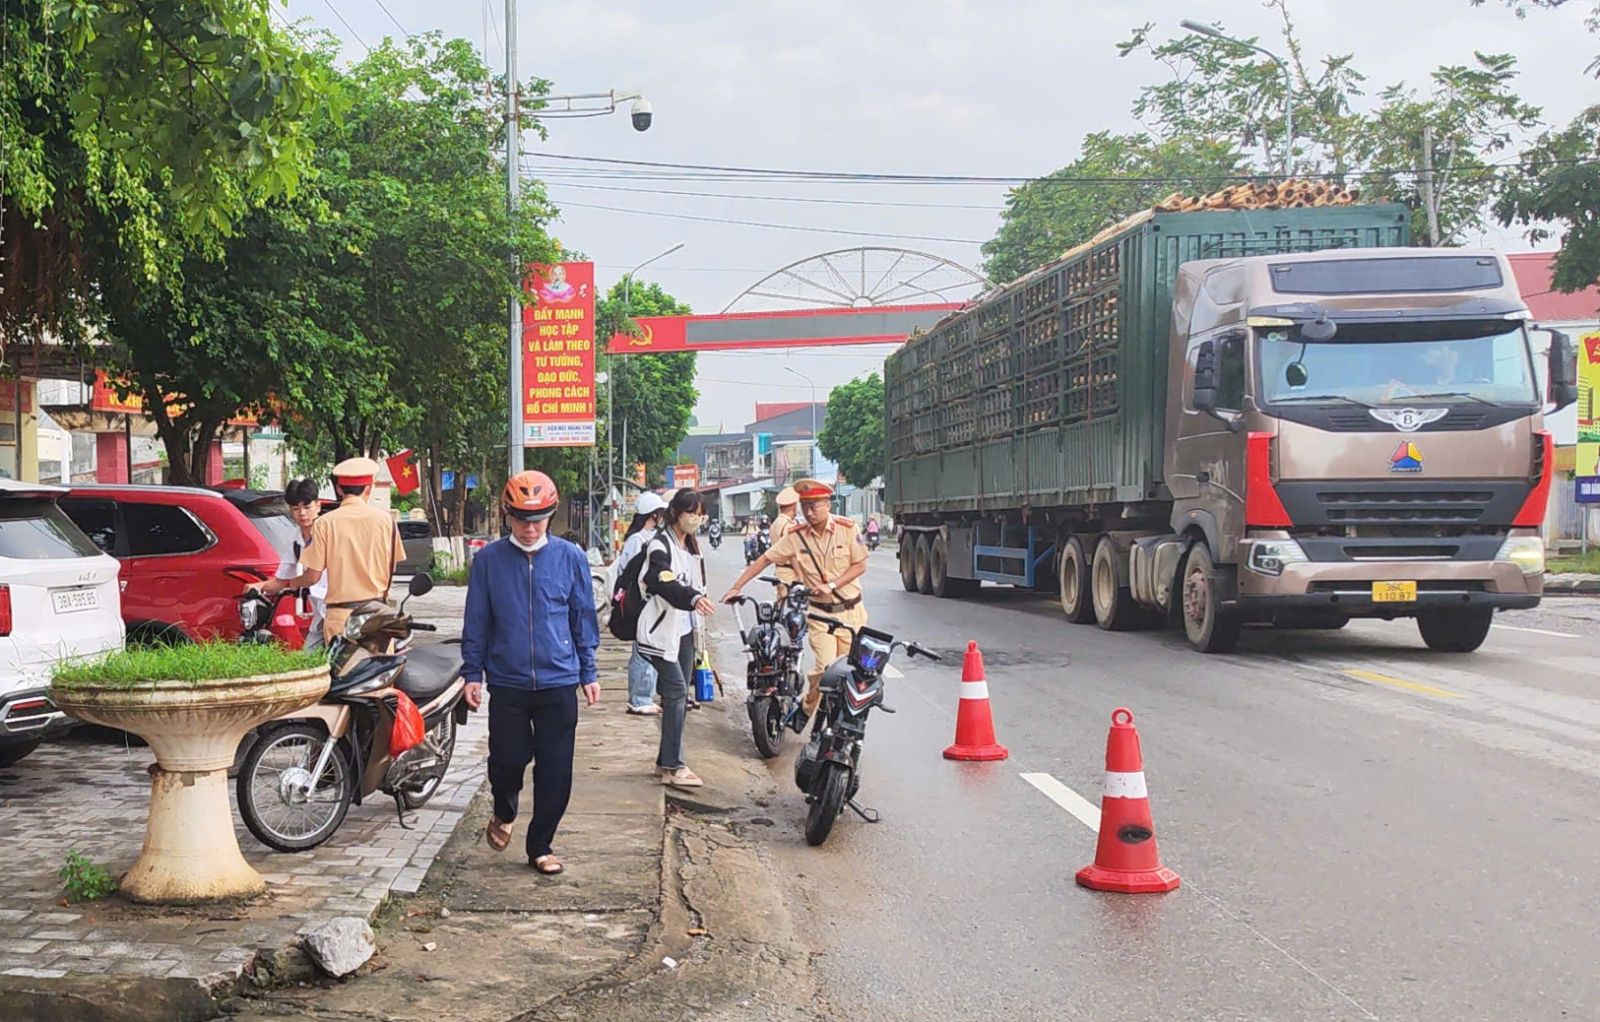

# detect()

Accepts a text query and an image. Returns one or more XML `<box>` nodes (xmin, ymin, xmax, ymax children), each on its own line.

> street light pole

<box><xmin>1180</xmin><ymin>19</ymin><xmax>1294</xmax><ymax>175</ymax></box>
<box><xmin>784</xmin><ymin>365</ymin><xmax>817</xmax><ymax>475</ymax></box>
<box><xmin>504</xmin><ymin>0</ymin><xmax>522</xmax><ymax>485</ymax></box>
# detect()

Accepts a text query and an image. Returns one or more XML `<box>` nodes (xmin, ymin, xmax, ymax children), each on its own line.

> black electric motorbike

<box><xmin>708</xmin><ymin>521</ymin><xmax>723</xmax><ymax>550</ymax></box>
<box><xmin>236</xmin><ymin>574</ymin><xmax>469</xmax><ymax>852</ymax></box>
<box><xmin>729</xmin><ymin>577</ymin><xmax>809</xmax><ymax>759</ymax></box>
<box><xmin>792</xmin><ymin>616</ymin><xmax>942</xmax><ymax>846</ymax></box>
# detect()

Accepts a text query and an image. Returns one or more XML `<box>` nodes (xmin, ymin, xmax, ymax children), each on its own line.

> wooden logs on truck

<box><xmin>1154</xmin><ymin>179</ymin><xmax>1360</xmax><ymax>212</ymax></box>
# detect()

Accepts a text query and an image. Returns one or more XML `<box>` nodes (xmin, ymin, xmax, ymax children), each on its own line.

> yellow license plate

<box><xmin>1372</xmin><ymin>581</ymin><xmax>1418</xmax><ymax>603</ymax></box>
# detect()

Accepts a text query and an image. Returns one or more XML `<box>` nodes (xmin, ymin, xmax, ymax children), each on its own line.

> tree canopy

<box><xmin>818</xmin><ymin>373</ymin><xmax>885</xmax><ymax>489</ymax></box>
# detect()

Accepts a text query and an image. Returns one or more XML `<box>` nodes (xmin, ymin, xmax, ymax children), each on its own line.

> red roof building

<box><xmin>753</xmin><ymin>401</ymin><xmax>813</xmax><ymax>422</ymax></box>
<box><xmin>1508</xmin><ymin>253</ymin><xmax>1600</xmax><ymax>325</ymax></box>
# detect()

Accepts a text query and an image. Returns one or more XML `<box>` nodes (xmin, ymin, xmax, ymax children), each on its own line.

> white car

<box><xmin>0</xmin><ymin>479</ymin><xmax>125</xmax><ymax>767</ymax></box>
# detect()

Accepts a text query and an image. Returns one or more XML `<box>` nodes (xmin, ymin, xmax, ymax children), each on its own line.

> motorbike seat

<box><xmin>396</xmin><ymin>642</ymin><xmax>461</xmax><ymax>703</ymax></box>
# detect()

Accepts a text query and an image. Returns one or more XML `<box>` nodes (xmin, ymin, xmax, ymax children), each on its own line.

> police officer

<box><xmin>768</xmin><ymin>486</ymin><xmax>799</xmax><ymax>596</ymax></box>
<box><xmin>272</xmin><ymin>457</ymin><xmax>404</xmax><ymax>644</ymax></box>
<box><xmin>722</xmin><ymin>478</ymin><xmax>866</xmax><ymax>733</ymax></box>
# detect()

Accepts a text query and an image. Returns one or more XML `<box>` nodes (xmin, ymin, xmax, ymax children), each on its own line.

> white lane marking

<box><xmin>1103</xmin><ymin>770</ymin><xmax>1148</xmax><ymax>799</ymax></box>
<box><xmin>958</xmin><ymin>680</ymin><xmax>990</xmax><ymax>699</ymax></box>
<box><xmin>1492</xmin><ymin>623</ymin><xmax>1582</xmax><ymax>639</ymax></box>
<box><xmin>882</xmin><ymin>664</ymin><xmax>905</xmax><ymax>680</ymax></box>
<box><xmin>1019</xmin><ymin>772</ymin><xmax>1101</xmax><ymax>832</ymax></box>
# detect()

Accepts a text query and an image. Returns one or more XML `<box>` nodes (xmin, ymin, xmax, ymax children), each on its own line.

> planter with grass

<box><xmin>50</xmin><ymin>643</ymin><xmax>329</xmax><ymax>904</ymax></box>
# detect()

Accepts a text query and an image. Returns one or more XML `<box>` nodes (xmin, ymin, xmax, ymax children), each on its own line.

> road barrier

<box><xmin>1075</xmin><ymin>707</ymin><xmax>1180</xmax><ymax>894</ymax></box>
<box><xmin>942</xmin><ymin>640</ymin><xmax>1009</xmax><ymax>762</ymax></box>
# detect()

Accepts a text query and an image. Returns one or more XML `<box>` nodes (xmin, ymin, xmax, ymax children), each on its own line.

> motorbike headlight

<box><xmin>239</xmin><ymin>600</ymin><xmax>262</xmax><ymax>630</ymax></box>
<box><xmin>344</xmin><ymin>611</ymin><xmax>375</xmax><ymax>640</ymax></box>
<box><xmin>1246</xmin><ymin>539</ymin><xmax>1308</xmax><ymax>577</ymax></box>
<box><xmin>1495</xmin><ymin>534</ymin><xmax>1545</xmax><ymax>576</ymax></box>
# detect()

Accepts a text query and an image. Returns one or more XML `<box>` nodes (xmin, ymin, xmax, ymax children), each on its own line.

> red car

<box><xmin>60</xmin><ymin>485</ymin><xmax>308</xmax><ymax>644</ymax></box>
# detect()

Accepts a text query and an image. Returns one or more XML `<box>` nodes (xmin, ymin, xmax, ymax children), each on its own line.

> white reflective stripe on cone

<box><xmin>1103</xmin><ymin>771</ymin><xmax>1148</xmax><ymax>799</ymax></box>
<box><xmin>958</xmin><ymin>681</ymin><xmax>990</xmax><ymax>700</ymax></box>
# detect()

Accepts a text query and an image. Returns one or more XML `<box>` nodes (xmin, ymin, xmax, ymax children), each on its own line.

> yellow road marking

<box><xmin>1341</xmin><ymin>668</ymin><xmax>1461</xmax><ymax>700</ymax></box>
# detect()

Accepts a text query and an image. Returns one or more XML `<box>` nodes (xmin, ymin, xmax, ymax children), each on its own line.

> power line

<box><xmin>321</xmin><ymin>0</ymin><xmax>371</xmax><ymax>53</ymax></box>
<box><xmin>544</xmin><ymin>180</ymin><xmax>1004</xmax><ymax>211</ymax></box>
<box><xmin>369</xmin><ymin>0</ymin><xmax>411</xmax><ymax>37</ymax></box>
<box><xmin>553</xmin><ymin>199</ymin><xmax>986</xmax><ymax>245</ymax></box>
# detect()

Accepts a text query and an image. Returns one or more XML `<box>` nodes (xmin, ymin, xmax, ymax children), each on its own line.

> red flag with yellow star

<box><xmin>386</xmin><ymin>449</ymin><xmax>420</xmax><ymax>495</ymax></box>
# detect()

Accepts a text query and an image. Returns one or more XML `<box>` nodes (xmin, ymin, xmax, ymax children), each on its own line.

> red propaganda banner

<box><xmin>523</xmin><ymin>261</ymin><xmax>597</xmax><ymax>447</ymax></box>
<box><xmin>90</xmin><ymin>371</ymin><xmax>259</xmax><ymax>426</ymax></box>
<box><xmin>386</xmin><ymin>449</ymin><xmax>421</xmax><ymax>495</ymax></box>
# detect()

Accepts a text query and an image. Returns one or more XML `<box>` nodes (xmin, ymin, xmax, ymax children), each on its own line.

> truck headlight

<box><xmin>1495</xmin><ymin>535</ymin><xmax>1545</xmax><ymax>575</ymax></box>
<box><xmin>1246</xmin><ymin>539</ymin><xmax>1308</xmax><ymax>576</ymax></box>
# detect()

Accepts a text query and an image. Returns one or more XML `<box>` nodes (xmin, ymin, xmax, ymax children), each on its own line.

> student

<box><xmin>256</xmin><ymin>478</ymin><xmax>327</xmax><ymax>649</ymax></box>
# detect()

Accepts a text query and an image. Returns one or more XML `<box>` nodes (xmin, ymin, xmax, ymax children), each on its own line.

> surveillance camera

<box><xmin>630</xmin><ymin>98</ymin><xmax>653</xmax><ymax>132</ymax></box>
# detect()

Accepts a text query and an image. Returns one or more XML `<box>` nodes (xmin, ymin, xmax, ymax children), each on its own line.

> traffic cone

<box><xmin>1075</xmin><ymin>708</ymin><xmax>1180</xmax><ymax>894</ymax></box>
<box><xmin>942</xmin><ymin>641</ymin><xmax>1009</xmax><ymax>762</ymax></box>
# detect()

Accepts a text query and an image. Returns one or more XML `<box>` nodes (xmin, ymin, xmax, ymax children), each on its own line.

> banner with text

<box><xmin>523</xmin><ymin>261</ymin><xmax>597</xmax><ymax>447</ymax></box>
<box><xmin>1578</xmin><ymin>331</ymin><xmax>1600</xmax><ymax>486</ymax></box>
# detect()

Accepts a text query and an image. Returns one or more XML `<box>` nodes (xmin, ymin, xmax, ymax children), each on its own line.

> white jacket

<box><xmin>635</xmin><ymin>530</ymin><xmax>705</xmax><ymax>659</ymax></box>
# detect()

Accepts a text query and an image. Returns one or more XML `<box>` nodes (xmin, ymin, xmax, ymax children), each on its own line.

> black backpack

<box><xmin>606</xmin><ymin>538</ymin><xmax>655</xmax><ymax>641</ymax></box>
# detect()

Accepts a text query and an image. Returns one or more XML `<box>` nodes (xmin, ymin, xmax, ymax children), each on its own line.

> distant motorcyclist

<box><xmin>865</xmin><ymin>515</ymin><xmax>881</xmax><ymax>551</ymax></box>
<box><xmin>707</xmin><ymin>518</ymin><xmax>723</xmax><ymax>549</ymax></box>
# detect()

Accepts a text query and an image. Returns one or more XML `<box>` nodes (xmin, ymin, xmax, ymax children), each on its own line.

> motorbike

<box><xmin>708</xmin><ymin>523</ymin><xmax>723</xmax><ymax>550</ymax></box>
<box><xmin>237</xmin><ymin>587</ymin><xmax>313</xmax><ymax>648</ymax></box>
<box><xmin>729</xmin><ymin>577</ymin><xmax>810</xmax><ymax>759</ymax></box>
<box><xmin>792</xmin><ymin>615</ymin><xmax>942</xmax><ymax>846</ymax></box>
<box><xmin>744</xmin><ymin>531</ymin><xmax>770</xmax><ymax>565</ymax></box>
<box><xmin>865</xmin><ymin>530</ymin><xmax>881</xmax><ymax>553</ymax></box>
<box><xmin>236</xmin><ymin>573</ymin><xmax>470</xmax><ymax>852</ymax></box>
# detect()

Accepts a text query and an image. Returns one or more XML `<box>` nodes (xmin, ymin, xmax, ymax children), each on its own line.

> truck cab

<box><xmin>1164</xmin><ymin>247</ymin><xmax>1575</xmax><ymax>651</ymax></box>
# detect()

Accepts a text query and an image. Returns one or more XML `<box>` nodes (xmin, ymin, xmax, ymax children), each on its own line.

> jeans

<box><xmin>486</xmin><ymin>684</ymin><xmax>580</xmax><ymax>859</ymax></box>
<box><xmin>645</xmin><ymin>632</ymin><xmax>695</xmax><ymax>770</ymax></box>
<box><xmin>627</xmin><ymin>644</ymin><xmax>658</xmax><ymax>709</ymax></box>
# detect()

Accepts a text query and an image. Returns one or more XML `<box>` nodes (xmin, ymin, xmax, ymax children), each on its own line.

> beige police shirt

<box><xmin>766</xmin><ymin>515</ymin><xmax>866</xmax><ymax>604</ymax></box>
<box><xmin>301</xmin><ymin>496</ymin><xmax>405</xmax><ymax>633</ymax></box>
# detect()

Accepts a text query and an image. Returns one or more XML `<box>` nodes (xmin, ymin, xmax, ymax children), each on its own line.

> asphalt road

<box><xmin>702</xmin><ymin>541</ymin><xmax>1600</xmax><ymax>1022</ymax></box>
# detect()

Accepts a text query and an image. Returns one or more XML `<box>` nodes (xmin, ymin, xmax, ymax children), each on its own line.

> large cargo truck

<box><xmin>885</xmin><ymin>203</ymin><xmax>1580</xmax><ymax>653</ymax></box>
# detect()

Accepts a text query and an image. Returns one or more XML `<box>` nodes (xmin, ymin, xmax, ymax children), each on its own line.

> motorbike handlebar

<box><xmin>758</xmin><ymin>576</ymin><xmax>782</xmax><ymax>586</ymax></box>
<box><xmin>903</xmin><ymin>642</ymin><xmax>942</xmax><ymax>662</ymax></box>
<box><xmin>411</xmin><ymin>622</ymin><xmax>437</xmax><ymax>632</ymax></box>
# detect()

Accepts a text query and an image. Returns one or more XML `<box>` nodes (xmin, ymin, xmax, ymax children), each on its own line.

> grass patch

<box><xmin>1548</xmin><ymin>551</ymin><xmax>1600</xmax><ymax>575</ymax></box>
<box><xmin>53</xmin><ymin>642</ymin><xmax>326</xmax><ymax>689</ymax></box>
<box><xmin>429</xmin><ymin>553</ymin><xmax>470</xmax><ymax>586</ymax></box>
<box><xmin>60</xmin><ymin>849</ymin><xmax>117</xmax><ymax>902</ymax></box>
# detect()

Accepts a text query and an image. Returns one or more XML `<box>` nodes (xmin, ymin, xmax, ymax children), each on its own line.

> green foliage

<box><xmin>1471</xmin><ymin>0</ymin><xmax>1600</xmax><ymax>75</ymax></box>
<box><xmin>982</xmin><ymin>132</ymin><xmax>1243</xmax><ymax>283</ymax></box>
<box><xmin>818</xmin><ymin>373</ymin><xmax>886</xmax><ymax>488</ymax></box>
<box><xmin>592</xmin><ymin>277</ymin><xmax>698</xmax><ymax>482</ymax></box>
<box><xmin>1495</xmin><ymin>106</ymin><xmax>1600</xmax><ymax>297</ymax></box>
<box><xmin>60</xmin><ymin>850</ymin><xmax>117</xmax><ymax>903</ymax></box>
<box><xmin>1548</xmin><ymin>550</ymin><xmax>1600</xmax><ymax>575</ymax></box>
<box><xmin>52</xmin><ymin>642</ymin><xmax>326</xmax><ymax>688</ymax></box>
<box><xmin>1</xmin><ymin>1</ymin><xmax>337</xmax><ymax>340</ymax></box>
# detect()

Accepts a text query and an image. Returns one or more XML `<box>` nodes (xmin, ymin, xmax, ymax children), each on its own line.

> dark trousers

<box><xmin>487</xmin><ymin>684</ymin><xmax>579</xmax><ymax>859</ymax></box>
<box><xmin>645</xmin><ymin>632</ymin><xmax>695</xmax><ymax>771</ymax></box>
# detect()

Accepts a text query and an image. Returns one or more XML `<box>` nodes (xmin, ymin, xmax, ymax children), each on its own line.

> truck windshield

<box><xmin>1257</xmin><ymin>322</ymin><xmax>1537</xmax><ymax>407</ymax></box>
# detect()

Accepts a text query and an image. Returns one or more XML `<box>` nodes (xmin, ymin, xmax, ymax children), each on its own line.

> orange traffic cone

<box><xmin>942</xmin><ymin>641</ymin><xmax>1009</xmax><ymax>762</ymax></box>
<box><xmin>1075</xmin><ymin>708</ymin><xmax>1180</xmax><ymax>893</ymax></box>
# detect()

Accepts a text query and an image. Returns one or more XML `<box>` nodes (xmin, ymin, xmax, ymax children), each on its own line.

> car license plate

<box><xmin>52</xmin><ymin>588</ymin><xmax>101</xmax><ymax>614</ymax></box>
<box><xmin>1371</xmin><ymin>581</ymin><xmax>1418</xmax><ymax>603</ymax></box>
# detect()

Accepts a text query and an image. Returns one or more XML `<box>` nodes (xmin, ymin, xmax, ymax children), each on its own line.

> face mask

<box><xmin>680</xmin><ymin>513</ymin><xmax>706</xmax><ymax>533</ymax></box>
<box><xmin>509</xmin><ymin>532</ymin><xmax>549</xmax><ymax>553</ymax></box>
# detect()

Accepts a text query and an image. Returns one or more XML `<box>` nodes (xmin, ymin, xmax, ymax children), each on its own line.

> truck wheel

<box><xmin>930</xmin><ymin>534</ymin><xmax>958</xmax><ymax>598</ymax></box>
<box><xmin>899</xmin><ymin>540</ymin><xmax>918</xmax><ymax>592</ymax></box>
<box><xmin>913</xmin><ymin>534</ymin><xmax>934</xmax><ymax>595</ymax></box>
<box><xmin>1091</xmin><ymin>537</ymin><xmax>1139</xmax><ymax>631</ymax></box>
<box><xmin>1416</xmin><ymin>608</ymin><xmax>1493</xmax><ymax>652</ymax></box>
<box><xmin>1058</xmin><ymin>536</ymin><xmax>1095</xmax><ymax>624</ymax></box>
<box><xmin>1181</xmin><ymin>544</ymin><xmax>1241</xmax><ymax>653</ymax></box>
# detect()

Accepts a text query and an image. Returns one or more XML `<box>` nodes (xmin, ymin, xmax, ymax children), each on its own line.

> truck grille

<box><xmin>1318</xmin><ymin>489</ymin><xmax>1495</xmax><ymax>525</ymax></box>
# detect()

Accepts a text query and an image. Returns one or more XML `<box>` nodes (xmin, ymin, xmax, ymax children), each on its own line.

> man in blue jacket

<box><xmin>462</xmin><ymin>471</ymin><xmax>600</xmax><ymax>875</ymax></box>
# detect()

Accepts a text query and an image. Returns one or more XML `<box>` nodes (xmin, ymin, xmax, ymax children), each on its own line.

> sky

<box><xmin>281</xmin><ymin>0</ymin><xmax>1598</xmax><ymax>431</ymax></box>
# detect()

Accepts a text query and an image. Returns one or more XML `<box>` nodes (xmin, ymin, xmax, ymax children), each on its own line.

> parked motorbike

<box><xmin>729</xmin><ymin>577</ymin><xmax>810</xmax><ymax>759</ymax></box>
<box><xmin>792</xmin><ymin>615</ymin><xmax>942</xmax><ymax>846</ymax></box>
<box><xmin>744</xmin><ymin>531</ymin><xmax>770</xmax><ymax>565</ymax></box>
<box><xmin>236</xmin><ymin>587</ymin><xmax>312</xmax><ymax>648</ymax></box>
<box><xmin>236</xmin><ymin>573</ymin><xmax>469</xmax><ymax>852</ymax></box>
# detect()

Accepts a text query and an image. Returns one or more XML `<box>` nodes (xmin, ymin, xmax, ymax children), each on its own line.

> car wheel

<box><xmin>0</xmin><ymin>739</ymin><xmax>42</xmax><ymax>769</ymax></box>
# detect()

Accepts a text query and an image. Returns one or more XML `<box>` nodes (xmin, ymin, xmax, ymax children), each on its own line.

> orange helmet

<box><xmin>502</xmin><ymin>470</ymin><xmax>559</xmax><ymax>521</ymax></box>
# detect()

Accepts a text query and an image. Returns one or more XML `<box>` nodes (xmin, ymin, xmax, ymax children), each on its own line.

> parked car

<box><xmin>59</xmin><ymin>485</ymin><xmax>295</xmax><ymax>644</ymax></box>
<box><xmin>397</xmin><ymin>519</ymin><xmax>435</xmax><ymax>575</ymax></box>
<box><xmin>0</xmin><ymin>479</ymin><xmax>126</xmax><ymax>767</ymax></box>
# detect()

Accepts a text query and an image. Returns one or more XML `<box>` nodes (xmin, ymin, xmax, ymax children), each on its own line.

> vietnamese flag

<box><xmin>386</xmin><ymin>449</ymin><xmax>421</xmax><ymax>495</ymax></box>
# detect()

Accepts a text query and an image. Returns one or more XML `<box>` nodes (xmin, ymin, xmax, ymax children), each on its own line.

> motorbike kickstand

<box><xmin>392</xmin><ymin>791</ymin><xmax>417</xmax><ymax>830</ymax></box>
<box><xmin>846</xmin><ymin>799</ymin><xmax>880</xmax><ymax>824</ymax></box>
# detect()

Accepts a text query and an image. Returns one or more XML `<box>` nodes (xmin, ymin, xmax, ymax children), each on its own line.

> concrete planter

<box><xmin>50</xmin><ymin>667</ymin><xmax>330</xmax><ymax>904</ymax></box>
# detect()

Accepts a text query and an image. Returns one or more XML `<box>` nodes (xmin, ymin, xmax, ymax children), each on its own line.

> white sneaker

<box><xmin>627</xmin><ymin>704</ymin><xmax>662</xmax><ymax>716</ymax></box>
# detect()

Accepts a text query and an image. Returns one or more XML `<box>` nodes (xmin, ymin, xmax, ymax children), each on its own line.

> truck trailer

<box><xmin>885</xmin><ymin>203</ymin><xmax>1579</xmax><ymax>653</ymax></box>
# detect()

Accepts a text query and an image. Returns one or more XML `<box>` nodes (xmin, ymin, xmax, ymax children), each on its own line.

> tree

<box><xmin>818</xmin><ymin>373</ymin><xmax>885</xmax><ymax>488</ymax></box>
<box><xmin>1495</xmin><ymin>105</ymin><xmax>1600</xmax><ymax>299</ymax></box>
<box><xmin>596</xmin><ymin>278</ymin><xmax>697</xmax><ymax>477</ymax></box>
<box><xmin>981</xmin><ymin>132</ymin><xmax>1244</xmax><ymax>283</ymax></box>
<box><xmin>1</xmin><ymin>1</ymin><xmax>334</xmax><ymax>345</ymax></box>
<box><xmin>1471</xmin><ymin>0</ymin><xmax>1600</xmax><ymax>75</ymax></box>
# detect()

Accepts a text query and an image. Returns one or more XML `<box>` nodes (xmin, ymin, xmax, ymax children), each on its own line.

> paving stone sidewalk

<box><xmin>0</xmin><ymin>586</ymin><xmax>489</xmax><ymax>1017</ymax></box>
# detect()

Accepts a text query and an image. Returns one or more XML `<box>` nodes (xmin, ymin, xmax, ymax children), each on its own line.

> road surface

<box><xmin>702</xmin><ymin>541</ymin><xmax>1600</xmax><ymax>1022</ymax></box>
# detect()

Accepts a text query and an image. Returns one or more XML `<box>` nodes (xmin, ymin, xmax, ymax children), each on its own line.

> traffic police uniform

<box><xmin>769</xmin><ymin>486</ymin><xmax>799</xmax><ymax>594</ymax></box>
<box><xmin>764</xmin><ymin>479</ymin><xmax>867</xmax><ymax>717</ymax></box>
<box><xmin>300</xmin><ymin>457</ymin><xmax>405</xmax><ymax>642</ymax></box>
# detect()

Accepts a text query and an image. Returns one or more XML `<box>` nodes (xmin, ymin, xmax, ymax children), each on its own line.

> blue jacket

<box><xmin>461</xmin><ymin>537</ymin><xmax>600</xmax><ymax>690</ymax></box>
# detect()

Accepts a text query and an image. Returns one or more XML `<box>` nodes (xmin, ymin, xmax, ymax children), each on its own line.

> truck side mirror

<box><xmin>1193</xmin><ymin>339</ymin><xmax>1219</xmax><ymax>413</ymax></box>
<box><xmin>1547</xmin><ymin>330</ymin><xmax>1579</xmax><ymax>411</ymax></box>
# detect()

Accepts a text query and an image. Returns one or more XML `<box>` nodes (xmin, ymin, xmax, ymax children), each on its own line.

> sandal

<box><xmin>661</xmin><ymin>767</ymin><xmax>704</xmax><ymax>789</ymax></box>
<box><xmin>485</xmin><ymin>817</ymin><xmax>512</xmax><ymax>852</ymax></box>
<box><xmin>626</xmin><ymin>704</ymin><xmax>662</xmax><ymax>716</ymax></box>
<box><xmin>531</xmin><ymin>854</ymin><xmax>564</xmax><ymax>875</ymax></box>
